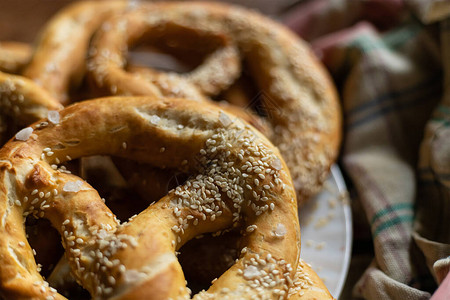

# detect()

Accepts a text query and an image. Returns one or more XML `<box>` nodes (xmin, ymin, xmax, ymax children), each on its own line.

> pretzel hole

<box><xmin>23</xmin><ymin>218</ymin><xmax>91</xmax><ymax>300</ymax></box>
<box><xmin>178</xmin><ymin>230</ymin><xmax>241</xmax><ymax>294</ymax></box>
<box><xmin>127</xmin><ymin>23</ymin><xmax>232</xmax><ymax>74</ymax></box>
<box><xmin>25</xmin><ymin>217</ymin><xmax>64</xmax><ymax>278</ymax></box>
<box><xmin>80</xmin><ymin>156</ymin><xmax>189</xmax><ymax>221</ymax></box>
<box><xmin>216</xmin><ymin>71</ymin><xmax>257</xmax><ymax>102</ymax></box>
<box><xmin>0</xmin><ymin>114</ymin><xmax>20</xmax><ymax>145</ymax></box>
<box><xmin>128</xmin><ymin>46</ymin><xmax>191</xmax><ymax>73</ymax></box>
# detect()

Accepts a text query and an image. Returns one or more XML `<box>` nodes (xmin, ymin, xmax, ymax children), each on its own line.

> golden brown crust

<box><xmin>0</xmin><ymin>96</ymin><xmax>331</xmax><ymax>299</ymax></box>
<box><xmin>288</xmin><ymin>260</ymin><xmax>335</xmax><ymax>299</ymax></box>
<box><xmin>0</xmin><ymin>71</ymin><xmax>63</xmax><ymax>145</ymax></box>
<box><xmin>88</xmin><ymin>1</ymin><xmax>342</xmax><ymax>206</ymax></box>
<box><xmin>22</xmin><ymin>0</ymin><xmax>128</xmax><ymax>104</ymax></box>
<box><xmin>0</xmin><ymin>42</ymin><xmax>32</xmax><ymax>74</ymax></box>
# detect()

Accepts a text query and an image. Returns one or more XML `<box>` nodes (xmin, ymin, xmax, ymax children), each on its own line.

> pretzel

<box><xmin>20</xmin><ymin>0</ymin><xmax>131</xmax><ymax>105</ymax></box>
<box><xmin>0</xmin><ymin>96</ymin><xmax>332</xmax><ymax>299</ymax></box>
<box><xmin>87</xmin><ymin>1</ymin><xmax>342</xmax><ymax>205</ymax></box>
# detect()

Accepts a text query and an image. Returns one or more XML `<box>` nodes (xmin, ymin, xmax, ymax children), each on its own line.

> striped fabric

<box><xmin>283</xmin><ymin>0</ymin><xmax>450</xmax><ymax>299</ymax></box>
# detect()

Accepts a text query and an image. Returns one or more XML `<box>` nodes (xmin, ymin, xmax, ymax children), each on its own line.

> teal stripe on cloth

<box><xmin>347</xmin><ymin>72</ymin><xmax>441</xmax><ymax>116</ymax></box>
<box><xmin>429</xmin><ymin>118</ymin><xmax>450</xmax><ymax>127</ymax></box>
<box><xmin>346</xmin><ymin>74</ymin><xmax>442</xmax><ymax>129</ymax></box>
<box><xmin>436</xmin><ymin>104</ymin><xmax>450</xmax><ymax>114</ymax></box>
<box><xmin>430</xmin><ymin>104</ymin><xmax>450</xmax><ymax>126</ymax></box>
<box><xmin>347</xmin><ymin>20</ymin><xmax>421</xmax><ymax>53</ymax></box>
<box><xmin>373</xmin><ymin>214</ymin><xmax>414</xmax><ymax>238</ymax></box>
<box><xmin>371</xmin><ymin>202</ymin><xmax>413</xmax><ymax>225</ymax></box>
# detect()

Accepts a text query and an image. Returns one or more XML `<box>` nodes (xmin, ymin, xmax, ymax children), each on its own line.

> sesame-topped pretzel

<box><xmin>0</xmin><ymin>1</ymin><xmax>130</xmax><ymax>145</ymax></box>
<box><xmin>0</xmin><ymin>96</ymin><xmax>332</xmax><ymax>299</ymax></box>
<box><xmin>88</xmin><ymin>1</ymin><xmax>342</xmax><ymax>205</ymax></box>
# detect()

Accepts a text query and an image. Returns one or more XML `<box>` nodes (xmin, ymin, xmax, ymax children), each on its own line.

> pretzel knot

<box><xmin>0</xmin><ymin>97</ymin><xmax>332</xmax><ymax>299</ymax></box>
<box><xmin>88</xmin><ymin>1</ymin><xmax>342</xmax><ymax>205</ymax></box>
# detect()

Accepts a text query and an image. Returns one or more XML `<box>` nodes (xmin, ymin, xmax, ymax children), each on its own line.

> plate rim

<box><xmin>330</xmin><ymin>164</ymin><xmax>353</xmax><ymax>299</ymax></box>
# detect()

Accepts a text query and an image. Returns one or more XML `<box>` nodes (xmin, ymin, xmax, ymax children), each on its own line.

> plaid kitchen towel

<box><xmin>283</xmin><ymin>0</ymin><xmax>450</xmax><ymax>299</ymax></box>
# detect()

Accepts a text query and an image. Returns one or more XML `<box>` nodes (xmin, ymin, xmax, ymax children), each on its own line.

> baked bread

<box><xmin>0</xmin><ymin>96</ymin><xmax>332</xmax><ymax>299</ymax></box>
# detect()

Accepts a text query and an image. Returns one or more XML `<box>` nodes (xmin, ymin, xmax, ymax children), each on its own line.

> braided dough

<box><xmin>0</xmin><ymin>96</ymin><xmax>332</xmax><ymax>299</ymax></box>
<box><xmin>88</xmin><ymin>1</ymin><xmax>342</xmax><ymax>205</ymax></box>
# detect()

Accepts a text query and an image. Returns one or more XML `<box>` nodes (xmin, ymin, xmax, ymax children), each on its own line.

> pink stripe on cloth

<box><xmin>310</xmin><ymin>21</ymin><xmax>378</xmax><ymax>67</ymax></box>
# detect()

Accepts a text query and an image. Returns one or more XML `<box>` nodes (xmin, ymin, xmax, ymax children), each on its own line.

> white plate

<box><xmin>298</xmin><ymin>165</ymin><xmax>352</xmax><ymax>299</ymax></box>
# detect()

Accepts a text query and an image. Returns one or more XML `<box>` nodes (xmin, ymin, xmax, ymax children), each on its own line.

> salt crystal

<box><xmin>274</xmin><ymin>223</ymin><xmax>287</xmax><ymax>237</ymax></box>
<box><xmin>243</xmin><ymin>265</ymin><xmax>260</xmax><ymax>279</ymax></box>
<box><xmin>47</xmin><ymin>111</ymin><xmax>60</xmax><ymax>124</ymax></box>
<box><xmin>122</xmin><ymin>269</ymin><xmax>146</xmax><ymax>283</ymax></box>
<box><xmin>271</xmin><ymin>158</ymin><xmax>282</xmax><ymax>170</ymax></box>
<box><xmin>15</xmin><ymin>127</ymin><xmax>33</xmax><ymax>141</ymax></box>
<box><xmin>63</xmin><ymin>180</ymin><xmax>84</xmax><ymax>193</ymax></box>
<box><xmin>149</xmin><ymin>115</ymin><xmax>160</xmax><ymax>125</ymax></box>
<box><xmin>219</xmin><ymin>111</ymin><xmax>232</xmax><ymax>127</ymax></box>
